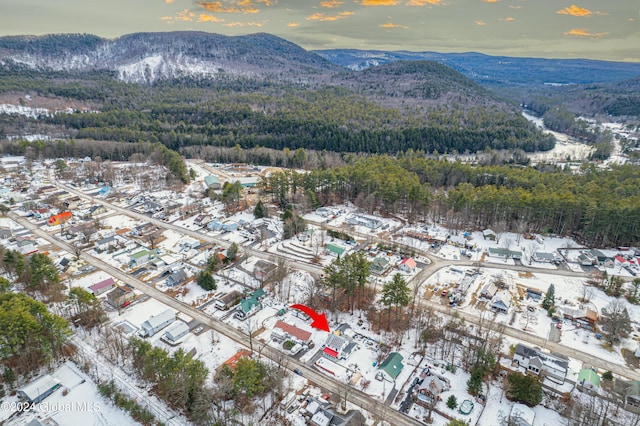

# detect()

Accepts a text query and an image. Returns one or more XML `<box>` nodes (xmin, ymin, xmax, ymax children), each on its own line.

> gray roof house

<box><xmin>166</xmin><ymin>269</ymin><xmax>188</xmax><ymax>287</ymax></box>
<box><xmin>513</xmin><ymin>343</ymin><xmax>568</xmax><ymax>384</ymax></box>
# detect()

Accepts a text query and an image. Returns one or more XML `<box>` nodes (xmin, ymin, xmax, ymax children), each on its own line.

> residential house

<box><xmin>88</xmin><ymin>277</ymin><xmax>116</xmax><ymax>296</ymax></box>
<box><xmin>370</xmin><ymin>257</ymin><xmax>390</xmax><ymax>275</ymax></box>
<box><xmin>346</xmin><ymin>214</ymin><xmax>383</xmax><ymax>230</ymax></box>
<box><xmin>325</xmin><ymin>243</ymin><xmax>345</xmax><ymax>257</ymax></box>
<box><xmin>577</xmin><ymin>368</ymin><xmax>600</xmax><ymax>391</ymax></box>
<box><xmin>234</xmin><ymin>289</ymin><xmax>264</xmax><ymax>320</ymax></box>
<box><xmin>95</xmin><ymin>235</ymin><xmax>117</xmax><ymax>252</ymax></box>
<box><xmin>491</xmin><ymin>290</ymin><xmax>512</xmax><ymax>314</ymax></box>
<box><xmin>62</xmin><ymin>196</ymin><xmax>81</xmax><ymax>210</ymax></box>
<box><xmin>222</xmin><ymin>221</ymin><xmax>238</xmax><ymax>232</ymax></box>
<box><xmin>207</xmin><ymin>220</ymin><xmax>222</xmax><ymax>231</ymax></box>
<box><xmin>532</xmin><ymin>252</ymin><xmax>557</xmax><ymax>263</ymax></box>
<box><xmin>130</xmin><ymin>249</ymin><xmax>154</xmax><ymax>267</ymax></box>
<box><xmin>254</xmin><ymin>260</ymin><xmax>277</xmax><ymax>282</ymax></box>
<box><xmin>377</xmin><ymin>352</ymin><xmax>404</xmax><ymax>382</ymax></box>
<box><xmin>194</xmin><ymin>214</ymin><xmax>211</xmax><ymax>227</ymax></box>
<box><xmin>132</xmin><ymin>222</ymin><xmax>155</xmax><ymax>236</ymax></box>
<box><xmin>304</xmin><ymin>397</ymin><xmax>365</xmax><ymax>426</ymax></box>
<box><xmin>214</xmin><ymin>290</ymin><xmax>243</xmax><ymax>310</ymax></box>
<box><xmin>140</xmin><ymin>309</ymin><xmax>175</xmax><ymax>337</ymax></box>
<box><xmin>480</xmin><ymin>282</ymin><xmax>498</xmax><ymax>300</ymax></box>
<box><xmin>526</xmin><ymin>288</ymin><xmax>543</xmax><ymax>301</ymax></box>
<box><xmin>590</xmin><ymin>249</ymin><xmax>612</xmax><ymax>266</ymax></box>
<box><xmin>106</xmin><ymin>285</ymin><xmax>134</xmax><ymax>308</ymax></box>
<box><xmin>417</xmin><ymin>376</ymin><xmax>447</xmax><ymax>404</ymax></box>
<box><xmin>0</xmin><ymin>227</ymin><xmax>12</xmax><ymax>239</ymax></box>
<box><xmin>398</xmin><ymin>257</ymin><xmax>417</xmax><ymax>273</ymax></box>
<box><xmin>86</xmin><ymin>205</ymin><xmax>107</xmax><ymax>217</ymax></box>
<box><xmin>166</xmin><ymin>269</ymin><xmax>188</xmax><ymax>287</ymax></box>
<box><xmin>557</xmin><ymin>306</ymin><xmax>598</xmax><ymax>330</ymax></box>
<box><xmin>17</xmin><ymin>239</ymin><xmax>38</xmax><ymax>255</ymax></box>
<box><xmin>48</xmin><ymin>211</ymin><xmax>72</xmax><ymax>226</ymax></box>
<box><xmin>513</xmin><ymin>343</ymin><xmax>569</xmax><ymax>384</ymax></box>
<box><xmin>488</xmin><ymin>247</ymin><xmax>522</xmax><ymax>260</ymax></box>
<box><xmin>271</xmin><ymin>320</ymin><xmax>312</xmax><ymax>343</ymax></box>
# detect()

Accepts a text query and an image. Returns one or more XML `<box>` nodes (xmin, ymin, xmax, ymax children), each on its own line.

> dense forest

<box><xmin>262</xmin><ymin>155</ymin><xmax>640</xmax><ymax>247</ymax></box>
<box><xmin>0</xmin><ymin>56</ymin><xmax>555</xmax><ymax>157</ymax></box>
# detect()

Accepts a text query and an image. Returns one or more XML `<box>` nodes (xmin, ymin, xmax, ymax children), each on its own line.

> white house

<box><xmin>491</xmin><ymin>290</ymin><xmax>512</xmax><ymax>314</ymax></box>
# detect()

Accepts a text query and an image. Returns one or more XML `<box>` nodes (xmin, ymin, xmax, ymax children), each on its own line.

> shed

<box><xmin>164</xmin><ymin>321</ymin><xmax>190</xmax><ymax>343</ymax></box>
<box><xmin>510</xmin><ymin>403</ymin><xmax>535</xmax><ymax>426</ymax></box>
<box><xmin>18</xmin><ymin>374</ymin><xmax>61</xmax><ymax>404</ymax></box>
<box><xmin>482</xmin><ymin>229</ymin><xmax>497</xmax><ymax>241</ymax></box>
<box><xmin>204</xmin><ymin>175</ymin><xmax>221</xmax><ymax>190</ymax></box>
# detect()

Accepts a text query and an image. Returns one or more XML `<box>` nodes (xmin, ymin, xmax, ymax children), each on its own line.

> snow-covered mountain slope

<box><xmin>0</xmin><ymin>32</ymin><xmax>340</xmax><ymax>83</ymax></box>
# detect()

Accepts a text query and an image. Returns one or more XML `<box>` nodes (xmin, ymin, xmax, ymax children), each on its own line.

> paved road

<box><xmin>10</xmin><ymin>212</ymin><xmax>423</xmax><ymax>426</ymax></box>
<box><xmin>45</xmin><ymin>178</ymin><xmax>640</xmax><ymax>384</ymax></box>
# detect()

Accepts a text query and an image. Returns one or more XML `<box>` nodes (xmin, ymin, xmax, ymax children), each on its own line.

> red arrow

<box><xmin>289</xmin><ymin>304</ymin><xmax>331</xmax><ymax>332</ymax></box>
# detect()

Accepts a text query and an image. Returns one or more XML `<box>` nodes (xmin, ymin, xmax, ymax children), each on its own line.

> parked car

<box><xmin>293</xmin><ymin>368</ymin><xmax>303</xmax><ymax>376</ymax></box>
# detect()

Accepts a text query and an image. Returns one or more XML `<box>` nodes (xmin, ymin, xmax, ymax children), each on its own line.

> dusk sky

<box><xmin>0</xmin><ymin>0</ymin><xmax>638</xmax><ymax>61</ymax></box>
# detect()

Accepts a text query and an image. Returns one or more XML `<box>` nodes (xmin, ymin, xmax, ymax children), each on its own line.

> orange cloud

<box><xmin>306</xmin><ymin>11</ymin><xmax>354</xmax><ymax>21</ymax></box>
<box><xmin>321</xmin><ymin>0</ymin><xmax>344</xmax><ymax>7</ymax></box>
<box><xmin>475</xmin><ymin>20</ymin><xmax>486</xmax><ymax>26</ymax></box>
<box><xmin>502</xmin><ymin>17</ymin><xmax>515</xmax><ymax>22</ymax></box>
<box><xmin>162</xmin><ymin>9</ymin><xmax>196</xmax><ymax>22</ymax></box>
<box><xmin>564</xmin><ymin>28</ymin><xmax>608</xmax><ymax>38</ymax></box>
<box><xmin>165</xmin><ymin>0</ymin><xmax>175</xmax><ymax>4</ymax></box>
<box><xmin>407</xmin><ymin>0</ymin><xmax>442</xmax><ymax>5</ymax></box>
<box><xmin>557</xmin><ymin>5</ymin><xmax>592</xmax><ymax>17</ymax></box>
<box><xmin>223</xmin><ymin>21</ymin><xmax>264</xmax><ymax>27</ymax></box>
<box><xmin>482</xmin><ymin>0</ymin><xmax>500</xmax><ymax>2</ymax></box>
<box><xmin>509</xmin><ymin>5</ymin><xmax>521</xmax><ymax>9</ymax></box>
<box><xmin>287</xmin><ymin>22</ymin><xmax>300</xmax><ymax>27</ymax></box>
<box><xmin>198</xmin><ymin>1</ymin><xmax>259</xmax><ymax>14</ymax></box>
<box><xmin>380</xmin><ymin>22</ymin><xmax>409</xmax><ymax>29</ymax></box>
<box><xmin>360</xmin><ymin>0</ymin><xmax>399</xmax><ymax>6</ymax></box>
<box><xmin>198</xmin><ymin>13</ymin><xmax>224</xmax><ymax>22</ymax></box>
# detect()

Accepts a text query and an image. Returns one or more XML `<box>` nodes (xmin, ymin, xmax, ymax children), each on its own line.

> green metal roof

<box><xmin>578</xmin><ymin>369</ymin><xmax>600</xmax><ymax>387</ymax></box>
<box><xmin>378</xmin><ymin>352</ymin><xmax>404</xmax><ymax>380</ymax></box>
<box><xmin>325</xmin><ymin>243</ymin><xmax>345</xmax><ymax>256</ymax></box>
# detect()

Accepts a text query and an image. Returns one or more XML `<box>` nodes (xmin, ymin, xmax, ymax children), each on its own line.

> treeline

<box><xmin>262</xmin><ymin>155</ymin><xmax>640</xmax><ymax>246</ymax></box>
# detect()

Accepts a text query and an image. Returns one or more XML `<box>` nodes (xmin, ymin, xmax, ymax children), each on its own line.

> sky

<box><xmin>0</xmin><ymin>0</ymin><xmax>638</xmax><ymax>62</ymax></box>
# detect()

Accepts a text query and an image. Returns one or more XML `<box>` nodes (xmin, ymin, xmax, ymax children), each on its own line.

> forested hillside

<box><xmin>0</xmin><ymin>51</ymin><xmax>554</xmax><ymax>156</ymax></box>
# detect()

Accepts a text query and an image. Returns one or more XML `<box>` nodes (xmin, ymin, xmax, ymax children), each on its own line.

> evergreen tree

<box><xmin>506</xmin><ymin>372</ymin><xmax>542</xmax><ymax>407</ymax></box>
<box><xmin>446</xmin><ymin>395</ymin><xmax>458</xmax><ymax>410</ymax></box>
<box><xmin>197</xmin><ymin>271</ymin><xmax>217</xmax><ymax>291</ymax></box>
<box><xmin>542</xmin><ymin>284</ymin><xmax>555</xmax><ymax>310</ymax></box>
<box><xmin>253</xmin><ymin>199</ymin><xmax>269</xmax><ymax>219</ymax></box>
